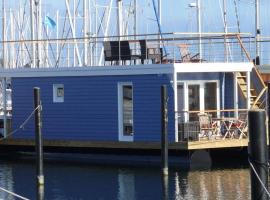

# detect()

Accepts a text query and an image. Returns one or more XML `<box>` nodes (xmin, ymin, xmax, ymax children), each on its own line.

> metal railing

<box><xmin>0</xmin><ymin>32</ymin><xmax>255</xmax><ymax>69</ymax></box>
<box><xmin>177</xmin><ymin>109</ymin><xmax>248</xmax><ymax>142</ymax></box>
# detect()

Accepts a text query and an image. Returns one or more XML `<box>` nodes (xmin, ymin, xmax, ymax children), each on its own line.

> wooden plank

<box><xmin>0</xmin><ymin>139</ymin><xmax>188</xmax><ymax>150</ymax></box>
<box><xmin>187</xmin><ymin>139</ymin><xmax>248</xmax><ymax>150</ymax></box>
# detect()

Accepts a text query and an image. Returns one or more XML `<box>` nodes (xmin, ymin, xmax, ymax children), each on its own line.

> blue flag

<box><xmin>44</xmin><ymin>16</ymin><xmax>56</xmax><ymax>28</ymax></box>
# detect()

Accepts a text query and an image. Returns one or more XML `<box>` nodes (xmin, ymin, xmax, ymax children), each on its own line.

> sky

<box><xmin>2</xmin><ymin>0</ymin><xmax>270</xmax><ymax>63</ymax></box>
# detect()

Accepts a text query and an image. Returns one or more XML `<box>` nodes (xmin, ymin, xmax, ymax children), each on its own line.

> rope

<box><xmin>248</xmin><ymin>157</ymin><xmax>270</xmax><ymax>198</ymax></box>
<box><xmin>0</xmin><ymin>105</ymin><xmax>41</xmax><ymax>141</ymax></box>
<box><xmin>0</xmin><ymin>186</ymin><xmax>30</xmax><ymax>200</ymax></box>
<box><xmin>0</xmin><ymin>105</ymin><xmax>41</xmax><ymax>199</ymax></box>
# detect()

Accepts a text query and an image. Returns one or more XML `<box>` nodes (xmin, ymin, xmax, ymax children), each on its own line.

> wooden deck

<box><xmin>0</xmin><ymin>138</ymin><xmax>248</xmax><ymax>150</ymax></box>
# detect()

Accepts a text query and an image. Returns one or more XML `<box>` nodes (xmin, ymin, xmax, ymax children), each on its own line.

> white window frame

<box><xmin>177</xmin><ymin>80</ymin><xmax>220</xmax><ymax>122</ymax></box>
<box><xmin>118</xmin><ymin>82</ymin><xmax>134</xmax><ymax>142</ymax></box>
<box><xmin>53</xmin><ymin>84</ymin><xmax>64</xmax><ymax>103</ymax></box>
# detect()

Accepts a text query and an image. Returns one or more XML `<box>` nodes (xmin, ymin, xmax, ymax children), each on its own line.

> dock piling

<box><xmin>161</xmin><ymin>85</ymin><xmax>168</xmax><ymax>176</ymax></box>
<box><xmin>267</xmin><ymin>82</ymin><xmax>270</xmax><ymax>156</ymax></box>
<box><xmin>34</xmin><ymin>87</ymin><xmax>44</xmax><ymax>187</ymax></box>
<box><xmin>248</xmin><ymin>109</ymin><xmax>268</xmax><ymax>200</ymax></box>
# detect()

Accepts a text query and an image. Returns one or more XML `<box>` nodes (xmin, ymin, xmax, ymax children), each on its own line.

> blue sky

<box><xmin>4</xmin><ymin>0</ymin><xmax>270</xmax><ymax>62</ymax></box>
<box><xmin>4</xmin><ymin>0</ymin><xmax>270</xmax><ymax>35</ymax></box>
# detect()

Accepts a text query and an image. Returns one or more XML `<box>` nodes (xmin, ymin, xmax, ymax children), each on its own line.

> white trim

<box><xmin>0</xmin><ymin>62</ymin><xmax>253</xmax><ymax>78</ymax></box>
<box><xmin>118</xmin><ymin>82</ymin><xmax>134</xmax><ymax>142</ymax></box>
<box><xmin>174</xmin><ymin>62</ymin><xmax>253</xmax><ymax>73</ymax></box>
<box><xmin>246</xmin><ymin>71</ymin><xmax>251</xmax><ymax>109</ymax></box>
<box><xmin>233</xmin><ymin>73</ymin><xmax>239</xmax><ymax>118</ymax></box>
<box><xmin>173</xmin><ymin>70</ymin><xmax>178</xmax><ymax>142</ymax></box>
<box><xmin>53</xmin><ymin>84</ymin><xmax>64</xmax><ymax>103</ymax></box>
<box><xmin>0</xmin><ymin>64</ymin><xmax>173</xmax><ymax>78</ymax></box>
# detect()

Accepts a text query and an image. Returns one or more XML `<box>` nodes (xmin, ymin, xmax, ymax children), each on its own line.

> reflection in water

<box><xmin>0</xmin><ymin>164</ymin><xmax>15</xmax><ymax>200</ymax></box>
<box><xmin>174</xmin><ymin>169</ymin><xmax>250</xmax><ymax>200</ymax></box>
<box><xmin>0</xmin><ymin>159</ymin><xmax>251</xmax><ymax>200</ymax></box>
<box><xmin>118</xmin><ymin>169</ymin><xmax>135</xmax><ymax>200</ymax></box>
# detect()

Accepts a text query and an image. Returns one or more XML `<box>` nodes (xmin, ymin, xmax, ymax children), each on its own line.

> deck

<box><xmin>0</xmin><ymin>138</ymin><xmax>248</xmax><ymax>151</ymax></box>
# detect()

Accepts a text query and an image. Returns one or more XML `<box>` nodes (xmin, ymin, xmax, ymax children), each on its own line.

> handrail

<box><xmin>251</xmin><ymin>86</ymin><xmax>268</xmax><ymax>109</ymax></box>
<box><xmin>236</xmin><ymin>34</ymin><xmax>266</xmax><ymax>88</ymax></box>
<box><xmin>176</xmin><ymin>108</ymin><xmax>248</xmax><ymax>114</ymax></box>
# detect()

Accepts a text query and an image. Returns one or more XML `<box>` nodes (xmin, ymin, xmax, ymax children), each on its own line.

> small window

<box><xmin>53</xmin><ymin>84</ymin><xmax>64</xmax><ymax>103</ymax></box>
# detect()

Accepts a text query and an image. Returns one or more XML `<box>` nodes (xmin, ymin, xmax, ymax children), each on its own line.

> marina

<box><xmin>0</xmin><ymin>0</ymin><xmax>269</xmax><ymax>199</ymax></box>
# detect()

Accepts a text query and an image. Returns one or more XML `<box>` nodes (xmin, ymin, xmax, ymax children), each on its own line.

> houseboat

<box><xmin>0</xmin><ymin>33</ymin><xmax>266</xmax><ymax>154</ymax></box>
<box><xmin>0</xmin><ymin>1</ymin><xmax>267</xmax><ymax>161</ymax></box>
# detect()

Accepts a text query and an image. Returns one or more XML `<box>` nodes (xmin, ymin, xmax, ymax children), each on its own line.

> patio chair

<box><xmin>231</xmin><ymin>113</ymin><xmax>248</xmax><ymax>139</ymax></box>
<box><xmin>197</xmin><ymin>113</ymin><xmax>217</xmax><ymax>140</ymax></box>
<box><xmin>178</xmin><ymin>44</ymin><xmax>200</xmax><ymax>63</ymax></box>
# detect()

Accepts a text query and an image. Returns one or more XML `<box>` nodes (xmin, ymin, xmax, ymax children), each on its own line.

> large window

<box><xmin>177</xmin><ymin>81</ymin><xmax>219</xmax><ymax>122</ymax></box>
<box><xmin>118</xmin><ymin>83</ymin><xmax>134</xmax><ymax>141</ymax></box>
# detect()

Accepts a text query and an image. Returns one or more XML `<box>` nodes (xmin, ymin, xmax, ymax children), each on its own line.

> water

<box><xmin>0</xmin><ymin>156</ymin><xmax>251</xmax><ymax>200</ymax></box>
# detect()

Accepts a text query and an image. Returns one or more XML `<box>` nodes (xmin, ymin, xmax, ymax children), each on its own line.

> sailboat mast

<box><xmin>197</xmin><ymin>0</ymin><xmax>202</xmax><ymax>60</ymax></box>
<box><xmin>223</xmin><ymin>0</ymin><xmax>228</xmax><ymax>62</ymax></box>
<box><xmin>134</xmin><ymin>0</ymin><xmax>137</xmax><ymax>39</ymax></box>
<box><xmin>255</xmin><ymin>0</ymin><xmax>260</xmax><ymax>65</ymax></box>
<box><xmin>117</xmin><ymin>0</ymin><xmax>123</xmax><ymax>38</ymax></box>
<box><xmin>2</xmin><ymin>0</ymin><xmax>5</xmax><ymax>68</ymax></box>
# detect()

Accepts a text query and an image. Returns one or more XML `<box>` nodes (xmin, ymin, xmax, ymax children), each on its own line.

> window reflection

<box><xmin>123</xmin><ymin>85</ymin><xmax>133</xmax><ymax>136</ymax></box>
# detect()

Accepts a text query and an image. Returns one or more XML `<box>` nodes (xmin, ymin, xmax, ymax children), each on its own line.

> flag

<box><xmin>44</xmin><ymin>16</ymin><xmax>56</xmax><ymax>29</ymax></box>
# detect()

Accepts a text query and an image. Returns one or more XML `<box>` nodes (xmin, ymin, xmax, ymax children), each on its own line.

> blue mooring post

<box><xmin>248</xmin><ymin>110</ymin><xmax>268</xmax><ymax>200</ymax></box>
<box><xmin>34</xmin><ymin>88</ymin><xmax>44</xmax><ymax>187</ymax></box>
<box><xmin>161</xmin><ymin>85</ymin><xmax>168</xmax><ymax>175</ymax></box>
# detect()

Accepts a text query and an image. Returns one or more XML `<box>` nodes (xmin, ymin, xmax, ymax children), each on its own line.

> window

<box><xmin>118</xmin><ymin>83</ymin><xmax>134</xmax><ymax>141</ymax></box>
<box><xmin>53</xmin><ymin>84</ymin><xmax>64</xmax><ymax>103</ymax></box>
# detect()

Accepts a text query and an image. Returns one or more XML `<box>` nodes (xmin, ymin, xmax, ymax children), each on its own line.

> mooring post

<box><xmin>34</xmin><ymin>87</ymin><xmax>44</xmax><ymax>187</ymax></box>
<box><xmin>248</xmin><ymin>110</ymin><xmax>268</xmax><ymax>200</ymax></box>
<box><xmin>267</xmin><ymin>82</ymin><xmax>270</xmax><ymax>156</ymax></box>
<box><xmin>161</xmin><ymin>85</ymin><xmax>168</xmax><ymax>176</ymax></box>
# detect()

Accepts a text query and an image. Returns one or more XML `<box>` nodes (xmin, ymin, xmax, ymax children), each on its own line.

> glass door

<box><xmin>188</xmin><ymin>84</ymin><xmax>200</xmax><ymax>121</ymax></box>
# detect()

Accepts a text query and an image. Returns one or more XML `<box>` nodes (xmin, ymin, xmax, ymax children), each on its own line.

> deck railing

<box><xmin>0</xmin><ymin>32</ymin><xmax>254</xmax><ymax>69</ymax></box>
<box><xmin>177</xmin><ymin>109</ymin><xmax>248</xmax><ymax>142</ymax></box>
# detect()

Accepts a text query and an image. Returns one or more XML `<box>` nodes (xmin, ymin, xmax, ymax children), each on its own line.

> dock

<box><xmin>0</xmin><ymin>138</ymin><xmax>248</xmax><ymax>151</ymax></box>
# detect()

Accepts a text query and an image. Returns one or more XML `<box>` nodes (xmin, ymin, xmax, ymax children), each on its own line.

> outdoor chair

<box><xmin>103</xmin><ymin>41</ymin><xmax>140</xmax><ymax>65</ymax></box>
<box><xmin>197</xmin><ymin>113</ymin><xmax>217</xmax><ymax>140</ymax></box>
<box><xmin>178</xmin><ymin>43</ymin><xmax>201</xmax><ymax>63</ymax></box>
<box><xmin>104</xmin><ymin>41</ymin><xmax>120</xmax><ymax>65</ymax></box>
<box><xmin>230</xmin><ymin>113</ymin><xmax>248</xmax><ymax>139</ymax></box>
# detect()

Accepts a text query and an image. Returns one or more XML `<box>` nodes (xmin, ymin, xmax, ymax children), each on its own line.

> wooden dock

<box><xmin>0</xmin><ymin>138</ymin><xmax>248</xmax><ymax>151</ymax></box>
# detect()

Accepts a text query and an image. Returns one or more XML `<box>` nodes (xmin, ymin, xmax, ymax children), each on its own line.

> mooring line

<box><xmin>248</xmin><ymin>157</ymin><xmax>270</xmax><ymax>198</ymax></box>
<box><xmin>0</xmin><ymin>105</ymin><xmax>41</xmax><ymax>141</ymax></box>
<box><xmin>0</xmin><ymin>186</ymin><xmax>30</xmax><ymax>200</ymax></box>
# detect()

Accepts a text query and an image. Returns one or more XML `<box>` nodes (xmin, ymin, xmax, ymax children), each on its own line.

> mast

<box><xmin>255</xmin><ymin>0</ymin><xmax>260</xmax><ymax>65</ymax></box>
<box><xmin>2</xmin><ymin>0</ymin><xmax>5</xmax><ymax>68</ymax></box>
<box><xmin>223</xmin><ymin>0</ymin><xmax>228</xmax><ymax>62</ymax></box>
<box><xmin>117</xmin><ymin>0</ymin><xmax>123</xmax><ymax>38</ymax></box>
<box><xmin>158</xmin><ymin>0</ymin><xmax>161</xmax><ymax>25</ymax></box>
<box><xmin>134</xmin><ymin>0</ymin><xmax>137</xmax><ymax>38</ymax></box>
<box><xmin>30</xmin><ymin>0</ymin><xmax>36</xmax><ymax>68</ymax></box>
<box><xmin>2</xmin><ymin>0</ymin><xmax>6</xmax><ymax>138</ymax></box>
<box><xmin>196</xmin><ymin>0</ymin><xmax>202</xmax><ymax>60</ymax></box>
<box><xmin>83</xmin><ymin>0</ymin><xmax>88</xmax><ymax>66</ymax></box>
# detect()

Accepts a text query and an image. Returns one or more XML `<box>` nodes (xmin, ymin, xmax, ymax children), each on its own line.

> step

<box><xmin>237</xmin><ymin>75</ymin><xmax>246</xmax><ymax>79</ymax></box>
<box><xmin>242</xmin><ymin>88</ymin><xmax>255</xmax><ymax>92</ymax></box>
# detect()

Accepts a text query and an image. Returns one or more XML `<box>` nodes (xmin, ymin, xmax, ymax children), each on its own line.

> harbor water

<box><xmin>0</xmin><ymin>154</ymin><xmax>251</xmax><ymax>200</ymax></box>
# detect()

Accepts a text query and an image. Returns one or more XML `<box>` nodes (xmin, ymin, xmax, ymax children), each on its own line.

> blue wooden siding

<box><xmin>12</xmin><ymin>74</ymin><xmax>175</xmax><ymax>142</ymax></box>
<box><xmin>224</xmin><ymin>73</ymin><xmax>234</xmax><ymax>109</ymax></box>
